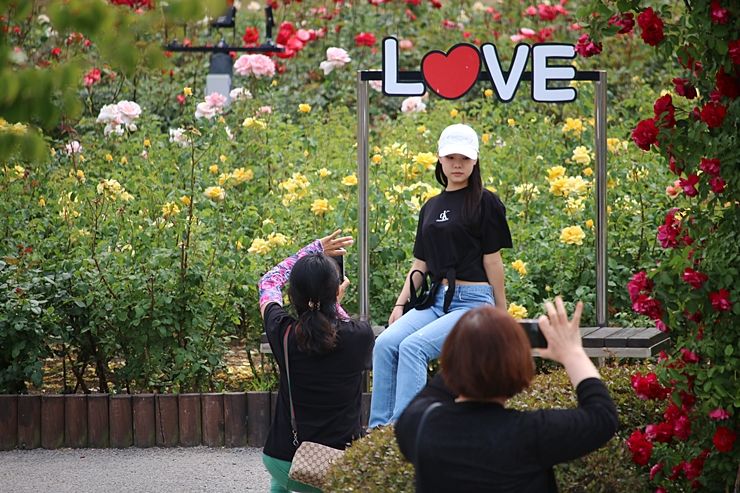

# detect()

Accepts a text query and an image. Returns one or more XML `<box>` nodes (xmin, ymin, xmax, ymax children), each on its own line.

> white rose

<box><xmin>116</xmin><ymin>100</ymin><xmax>142</xmax><ymax>125</ymax></box>
<box><xmin>97</xmin><ymin>104</ymin><xmax>121</xmax><ymax>125</ymax></box>
<box><xmin>194</xmin><ymin>102</ymin><xmax>217</xmax><ymax>120</ymax></box>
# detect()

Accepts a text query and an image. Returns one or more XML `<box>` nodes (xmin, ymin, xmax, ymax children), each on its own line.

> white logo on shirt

<box><xmin>436</xmin><ymin>210</ymin><xmax>451</xmax><ymax>222</ymax></box>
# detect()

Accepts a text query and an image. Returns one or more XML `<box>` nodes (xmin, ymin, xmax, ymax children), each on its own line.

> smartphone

<box><xmin>519</xmin><ymin>319</ymin><xmax>548</xmax><ymax>348</ymax></box>
<box><xmin>332</xmin><ymin>255</ymin><xmax>345</xmax><ymax>280</ymax></box>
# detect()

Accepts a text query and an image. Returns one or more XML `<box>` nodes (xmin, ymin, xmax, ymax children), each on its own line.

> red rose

<box><xmin>709</xmin><ymin>289</ymin><xmax>732</xmax><ymax>311</ymax></box>
<box><xmin>716</xmin><ymin>68</ymin><xmax>740</xmax><ymax>99</ymax></box>
<box><xmin>730</xmin><ymin>39</ymin><xmax>740</xmax><ymax>65</ymax></box>
<box><xmin>627</xmin><ymin>271</ymin><xmax>653</xmax><ymax>301</ymax></box>
<box><xmin>633</xmin><ymin>294</ymin><xmax>663</xmax><ymax>320</ymax></box>
<box><xmin>354</xmin><ymin>32</ymin><xmax>377</xmax><ymax>47</ymax></box>
<box><xmin>650</xmin><ymin>462</ymin><xmax>664</xmax><ymax>480</ymax></box>
<box><xmin>50</xmin><ymin>47</ymin><xmax>62</xmax><ymax>58</ymax></box>
<box><xmin>713</xmin><ymin>426</ymin><xmax>736</xmax><ymax>453</ymax></box>
<box><xmin>673</xmin><ymin>414</ymin><xmax>691</xmax><ymax>440</ymax></box>
<box><xmin>632</xmin><ymin>118</ymin><xmax>659</xmax><ymax>150</ymax></box>
<box><xmin>242</xmin><ymin>27</ymin><xmax>259</xmax><ymax>45</ymax></box>
<box><xmin>429</xmin><ymin>0</ymin><xmax>442</xmax><ymax>9</ymax></box>
<box><xmin>657</xmin><ymin>209</ymin><xmax>682</xmax><ymax>248</ymax></box>
<box><xmin>608</xmin><ymin>12</ymin><xmax>635</xmax><ymax>34</ymax></box>
<box><xmin>276</xmin><ymin>22</ymin><xmax>295</xmax><ymax>45</ymax></box>
<box><xmin>709</xmin><ymin>176</ymin><xmax>726</xmax><ymax>194</ymax></box>
<box><xmin>442</xmin><ymin>19</ymin><xmax>458</xmax><ymax>30</ymax></box>
<box><xmin>626</xmin><ymin>430</ymin><xmax>653</xmax><ymax>465</ymax></box>
<box><xmin>637</xmin><ymin>7</ymin><xmax>664</xmax><ymax>46</ymax></box>
<box><xmin>680</xmin><ymin>348</ymin><xmax>700</xmax><ymax>364</ymax></box>
<box><xmin>699</xmin><ymin>157</ymin><xmax>721</xmax><ymax>176</ymax></box>
<box><xmin>405</xmin><ymin>0</ymin><xmax>421</xmax><ymax>5</ymax></box>
<box><xmin>683</xmin><ymin>267</ymin><xmax>708</xmax><ymax>289</ymax></box>
<box><xmin>653</xmin><ymin>94</ymin><xmax>676</xmax><ymax>128</ymax></box>
<box><xmin>700</xmin><ymin>102</ymin><xmax>727</xmax><ymax>128</ymax></box>
<box><xmin>679</xmin><ymin>173</ymin><xmax>700</xmax><ymax>197</ymax></box>
<box><xmin>405</xmin><ymin>8</ymin><xmax>417</xmax><ymax>20</ymax></box>
<box><xmin>575</xmin><ymin>34</ymin><xmax>602</xmax><ymax>57</ymax></box>
<box><xmin>631</xmin><ymin>372</ymin><xmax>669</xmax><ymax>400</ymax></box>
<box><xmin>710</xmin><ymin>0</ymin><xmax>730</xmax><ymax>24</ymax></box>
<box><xmin>645</xmin><ymin>422</ymin><xmax>673</xmax><ymax>442</ymax></box>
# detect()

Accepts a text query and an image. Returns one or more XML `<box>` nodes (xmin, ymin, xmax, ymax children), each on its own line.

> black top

<box><xmin>262</xmin><ymin>303</ymin><xmax>375</xmax><ymax>461</ymax></box>
<box><xmin>413</xmin><ymin>188</ymin><xmax>513</xmax><ymax>282</ymax></box>
<box><xmin>395</xmin><ymin>375</ymin><xmax>619</xmax><ymax>493</ymax></box>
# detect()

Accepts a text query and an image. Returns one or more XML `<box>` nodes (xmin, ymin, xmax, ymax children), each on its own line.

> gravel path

<box><xmin>0</xmin><ymin>447</ymin><xmax>271</xmax><ymax>492</ymax></box>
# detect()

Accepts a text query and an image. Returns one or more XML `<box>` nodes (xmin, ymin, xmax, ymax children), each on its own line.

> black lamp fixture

<box><xmin>165</xmin><ymin>5</ymin><xmax>283</xmax><ymax>105</ymax></box>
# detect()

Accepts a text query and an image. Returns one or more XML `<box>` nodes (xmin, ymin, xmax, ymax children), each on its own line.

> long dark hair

<box><xmin>434</xmin><ymin>159</ymin><xmax>483</xmax><ymax>223</ymax></box>
<box><xmin>287</xmin><ymin>253</ymin><xmax>341</xmax><ymax>355</ymax></box>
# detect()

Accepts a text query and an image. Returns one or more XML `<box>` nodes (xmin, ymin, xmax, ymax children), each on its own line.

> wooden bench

<box><xmin>259</xmin><ymin>324</ymin><xmax>670</xmax><ymax>358</ymax></box>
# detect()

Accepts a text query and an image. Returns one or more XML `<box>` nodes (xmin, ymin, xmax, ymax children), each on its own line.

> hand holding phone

<box><xmin>519</xmin><ymin>319</ymin><xmax>548</xmax><ymax>348</ymax></box>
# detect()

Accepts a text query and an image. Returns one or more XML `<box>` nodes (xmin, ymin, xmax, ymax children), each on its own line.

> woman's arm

<box><xmin>483</xmin><ymin>251</ymin><xmax>507</xmax><ymax>310</ymax></box>
<box><xmin>258</xmin><ymin>230</ymin><xmax>354</xmax><ymax>319</ymax></box>
<box><xmin>258</xmin><ymin>239</ymin><xmax>323</xmax><ymax>318</ymax></box>
<box><xmin>388</xmin><ymin>258</ymin><xmax>428</xmax><ymax>326</ymax></box>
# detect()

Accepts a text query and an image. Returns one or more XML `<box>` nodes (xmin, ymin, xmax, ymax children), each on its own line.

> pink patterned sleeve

<box><xmin>258</xmin><ymin>239</ymin><xmax>322</xmax><ymax>307</ymax></box>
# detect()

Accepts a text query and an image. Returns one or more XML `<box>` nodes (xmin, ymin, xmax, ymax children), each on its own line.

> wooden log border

<box><xmin>0</xmin><ymin>392</ymin><xmax>372</xmax><ymax>450</ymax></box>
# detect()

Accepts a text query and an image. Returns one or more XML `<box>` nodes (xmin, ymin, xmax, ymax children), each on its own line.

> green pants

<box><xmin>262</xmin><ymin>453</ymin><xmax>323</xmax><ymax>493</ymax></box>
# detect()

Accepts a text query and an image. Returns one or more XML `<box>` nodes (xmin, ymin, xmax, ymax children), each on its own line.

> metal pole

<box><xmin>357</xmin><ymin>73</ymin><xmax>370</xmax><ymax>322</ymax></box>
<box><xmin>595</xmin><ymin>71</ymin><xmax>608</xmax><ymax>328</ymax></box>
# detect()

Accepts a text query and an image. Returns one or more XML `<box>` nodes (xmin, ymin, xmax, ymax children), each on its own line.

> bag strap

<box><xmin>282</xmin><ymin>325</ymin><xmax>300</xmax><ymax>447</ymax></box>
<box><xmin>408</xmin><ymin>269</ymin><xmax>429</xmax><ymax>305</ymax></box>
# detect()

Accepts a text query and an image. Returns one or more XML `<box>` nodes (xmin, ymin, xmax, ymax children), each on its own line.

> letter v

<box><xmin>481</xmin><ymin>43</ymin><xmax>530</xmax><ymax>102</ymax></box>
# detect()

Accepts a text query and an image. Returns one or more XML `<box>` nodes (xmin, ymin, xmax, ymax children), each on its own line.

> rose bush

<box><xmin>580</xmin><ymin>0</ymin><xmax>739</xmax><ymax>490</ymax></box>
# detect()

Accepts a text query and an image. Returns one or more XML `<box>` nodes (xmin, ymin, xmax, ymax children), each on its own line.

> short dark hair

<box><xmin>440</xmin><ymin>306</ymin><xmax>534</xmax><ymax>399</ymax></box>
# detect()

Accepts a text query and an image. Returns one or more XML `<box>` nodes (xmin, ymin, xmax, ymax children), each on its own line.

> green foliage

<box><xmin>327</xmin><ymin>364</ymin><xmax>661</xmax><ymax>492</ymax></box>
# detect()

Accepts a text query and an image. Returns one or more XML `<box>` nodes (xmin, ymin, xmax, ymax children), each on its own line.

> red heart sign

<box><xmin>421</xmin><ymin>44</ymin><xmax>481</xmax><ymax>99</ymax></box>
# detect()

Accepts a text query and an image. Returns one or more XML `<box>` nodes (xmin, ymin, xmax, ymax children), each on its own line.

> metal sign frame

<box><xmin>356</xmin><ymin>69</ymin><xmax>609</xmax><ymax>327</ymax></box>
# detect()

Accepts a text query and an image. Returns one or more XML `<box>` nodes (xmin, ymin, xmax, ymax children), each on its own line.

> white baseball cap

<box><xmin>438</xmin><ymin>124</ymin><xmax>479</xmax><ymax>160</ymax></box>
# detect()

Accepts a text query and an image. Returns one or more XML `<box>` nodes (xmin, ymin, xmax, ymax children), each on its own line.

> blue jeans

<box><xmin>369</xmin><ymin>284</ymin><xmax>494</xmax><ymax>427</ymax></box>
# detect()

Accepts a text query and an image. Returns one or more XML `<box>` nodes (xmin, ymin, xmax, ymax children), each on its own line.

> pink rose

<box><xmin>319</xmin><ymin>47</ymin><xmax>351</xmax><ymax>75</ymax></box>
<box><xmin>205</xmin><ymin>92</ymin><xmax>227</xmax><ymax>109</ymax></box>
<box><xmin>401</xmin><ymin>96</ymin><xmax>426</xmax><ymax>113</ymax></box>
<box><xmin>194</xmin><ymin>101</ymin><xmax>217</xmax><ymax>120</ymax></box>
<box><xmin>709</xmin><ymin>408</ymin><xmax>730</xmax><ymax>420</ymax></box>
<box><xmin>116</xmin><ymin>100</ymin><xmax>142</xmax><ymax>125</ymax></box>
<box><xmin>399</xmin><ymin>39</ymin><xmax>414</xmax><ymax>50</ymax></box>
<box><xmin>64</xmin><ymin>140</ymin><xmax>82</xmax><ymax>155</ymax></box>
<box><xmin>234</xmin><ymin>54</ymin><xmax>275</xmax><ymax>78</ymax></box>
<box><xmin>97</xmin><ymin>103</ymin><xmax>122</xmax><ymax>125</ymax></box>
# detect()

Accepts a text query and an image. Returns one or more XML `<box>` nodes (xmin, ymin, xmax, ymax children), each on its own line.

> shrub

<box><xmin>327</xmin><ymin>363</ymin><xmax>662</xmax><ymax>493</ymax></box>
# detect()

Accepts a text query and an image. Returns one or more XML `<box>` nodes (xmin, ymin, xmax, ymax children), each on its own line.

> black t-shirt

<box><xmin>395</xmin><ymin>375</ymin><xmax>619</xmax><ymax>493</ymax></box>
<box><xmin>262</xmin><ymin>303</ymin><xmax>375</xmax><ymax>461</ymax></box>
<box><xmin>413</xmin><ymin>188</ymin><xmax>513</xmax><ymax>282</ymax></box>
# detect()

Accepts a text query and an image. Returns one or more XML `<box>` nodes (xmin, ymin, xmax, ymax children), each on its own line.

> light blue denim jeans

<box><xmin>369</xmin><ymin>284</ymin><xmax>494</xmax><ymax>427</ymax></box>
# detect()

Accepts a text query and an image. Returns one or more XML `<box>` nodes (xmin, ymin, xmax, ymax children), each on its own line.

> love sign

<box><xmin>382</xmin><ymin>37</ymin><xmax>578</xmax><ymax>103</ymax></box>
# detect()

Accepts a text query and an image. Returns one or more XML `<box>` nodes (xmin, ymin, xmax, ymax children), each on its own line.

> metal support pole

<box><xmin>357</xmin><ymin>73</ymin><xmax>370</xmax><ymax>322</ymax></box>
<box><xmin>595</xmin><ymin>71</ymin><xmax>608</xmax><ymax>328</ymax></box>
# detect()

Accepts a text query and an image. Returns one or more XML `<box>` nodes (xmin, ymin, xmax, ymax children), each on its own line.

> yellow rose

<box><xmin>218</xmin><ymin>172</ymin><xmax>232</xmax><ymax>186</ymax></box>
<box><xmin>38</xmin><ymin>196</ymin><xmax>46</xmax><ymax>207</ymax></box>
<box><xmin>203</xmin><ymin>186</ymin><xmax>226</xmax><ymax>202</ymax></box>
<box><xmin>606</xmin><ymin>138</ymin><xmax>622</xmax><ymax>153</ymax></box>
<box><xmin>161</xmin><ymin>202</ymin><xmax>181</xmax><ymax>218</ymax></box>
<box><xmin>209</xmin><ymin>164</ymin><xmax>219</xmax><ymax>174</ymax></box>
<box><xmin>104</xmin><ymin>153</ymin><xmax>113</xmax><ymax>162</ymax></box>
<box><xmin>507</xmin><ymin>118</ymin><xmax>517</xmax><ymax>127</ymax></box>
<box><xmin>560</xmin><ymin>225</ymin><xmax>586</xmax><ymax>245</ymax></box>
<box><xmin>183</xmin><ymin>86</ymin><xmax>193</xmax><ymax>96</ymax></box>
<box><xmin>565</xmin><ymin>176</ymin><xmax>589</xmax><ymax>196</ymax></box>
<box><xmin>298</xmin><ymin>103</ymin><xmax>311</xmax><ymax>113</ymax></box>
<box><xmin>120</xmin><ymin>156</ymin><xmax>128</xmax><ymax>165</ymax></box>
<box><xmin>180</xmin><ymin>195</ymin><xmax>191</xmax><ymax>206</ymax></box>
<box><xmin>546</xmin><ymin>165</ymin><xmax>566</xmax><ymax>182</ymax></box>
<box><xmin>247</xmin><ymin>238</ymin><xmax>271</xmax><ymax>255</ymax></box>
<box><xmin>585</xmin><ymin>219</ymin><xmax>594</xmax><ymax>229</ymax></box>
<box><xmin>481</xmin><ymin>133</ymin><xmax>491</xmax><ymax>144</ymax></box>
<box><xmin>583</xmin><ymin>167</ymin><xmax>593</xmax><ymax>177</ymax></box>
<box><xmin>417</xmin><ymin>125</ymin><xmax>427</xmax><ymax>133</ymax></box>
<box><xmin>371</xmin><ymin>154</ymin><xmax>382</xmax><ymax>165</ymax></box>
<box><xmin>242</xmin><ymin>117</ymin><xmax>267</xmax><ymax>129</ymax></box>
<box><xmin>311</xmin><ymin>198</ymin><xmax>333</xmax><ymax>216</ymax></box>
<box><xmin>450</xmin><ymin>109</ymin><xmax>459</xmax><ymax>118</ymax></box>
<box><xmin>511</xmin><ymin>259</ymin><xmax>527</xmax><ymax>276</ymax></box>
<box><xmin>143</xmin><ymin>139</ymin><xmax>151</xmax><ymax>148</ymax></box>
<box><xmin>342</xmin><ymin>174</ymin><xmax>358</xmax><ymax>186</ymax></box>
<box><xmin>219</xmin><ymin>154</ymin><xmax>227</xmax><ymax>163</ymax></box>
<box><xmin>318</xmin><ymin>168</ymin><xmax>331</xmax><ymax>178</ymax></box>
<box><xmin>412</xmin><ymin>152</ymin><xmax>437</xmax><ymax>170</ymax></box>
<box><xmin>571</xmin><ymin>146</ymin><xmax>591</xmax><ymax>165</ymax></box>
<box><xmin>235</xmin><ymin>240</ymin><xmax>243</xmax><ymax>251</ymax></box>
<box><xmin>231</xmin><ymin>167</ymin><xmax>254</xmax><ymax>184</ymax></box>
<box><xmin>561</xmin><ymin>117</ymin><xmax>584</xmax><ymax>137</ymax></box>
<box><xmin>508</xmin><ymin>303</ymin><xmax>528</xmax><ymax>319</ymax></box>
<box><xmin>267</xmin><ymin>232</ymin><xmax>289</xmax><ymax>247</ymax></box>
<box><xmin>549</xmin><ymin>177</ymin><xmax>569</xmax><ymax>197</ymax></box>
<box><xmin>484</xmin><ymin>88</ymin><xmax>493</xmax><ymax>98</ymax></box>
